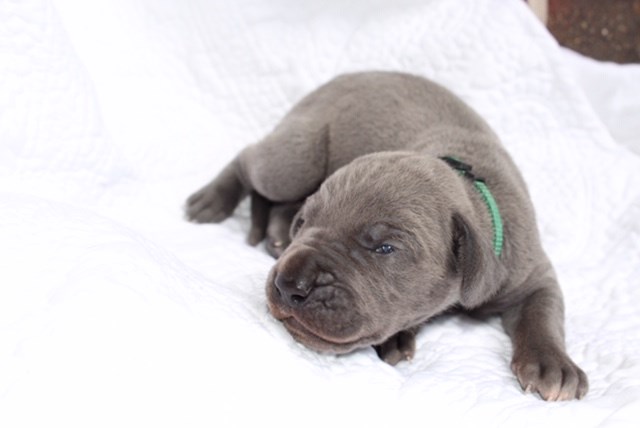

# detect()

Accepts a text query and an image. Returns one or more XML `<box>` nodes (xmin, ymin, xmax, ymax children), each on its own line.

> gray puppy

<box><xmin>186</xmin><ymin>71</ymin><xmax>588</xmax><ymax>401</ymax></box>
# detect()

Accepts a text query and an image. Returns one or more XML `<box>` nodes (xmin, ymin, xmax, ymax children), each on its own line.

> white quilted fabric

<box><xmin>1</xmin><ymin>0</ymin><xmax>639</xmax><ymax>426</ymax></box>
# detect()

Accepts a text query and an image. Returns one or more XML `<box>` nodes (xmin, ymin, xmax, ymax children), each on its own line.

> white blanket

<box><xmin>2</xmin><ymin>0</ymin><xmax>639</xmax><ymax>426</ymax></box>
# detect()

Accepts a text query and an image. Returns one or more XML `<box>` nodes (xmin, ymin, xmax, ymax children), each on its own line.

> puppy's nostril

<box><xmin>274</xmin><ymin>273</ymin><xmax>310</xmax><ymax>306</ymax></box>
<box><xmin>290</xmin><ymin>294</ymin><xmax>306</xmax><ymax>305</ymax></box>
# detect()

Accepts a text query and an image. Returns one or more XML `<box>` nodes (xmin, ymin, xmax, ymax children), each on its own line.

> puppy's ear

<box><xmin>451</xmin><ymin>213</ymin><xmax>504</xmax><ymax>309</ymax></box>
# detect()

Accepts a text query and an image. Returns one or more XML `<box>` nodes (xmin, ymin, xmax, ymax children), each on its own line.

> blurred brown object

<box><xmin>547</xmin><ymin>0</ymin><xmax>640</xmax><ymax>63</ymax></box>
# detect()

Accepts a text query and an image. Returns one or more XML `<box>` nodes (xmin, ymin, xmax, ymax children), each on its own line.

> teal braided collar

<box><xmin>440</xmin><ymin>156</ymin><xmax>504</xmax><ymax>257</ymax></box>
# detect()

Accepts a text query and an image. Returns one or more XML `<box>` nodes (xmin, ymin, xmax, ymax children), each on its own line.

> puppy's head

<box><xmin>266</xmin><ymin>152</ymin><xmax>500</xmax><ymax>354</ymax></box>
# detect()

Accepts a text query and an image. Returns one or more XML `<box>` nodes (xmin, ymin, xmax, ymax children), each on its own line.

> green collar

<box><xmin>440</xmin><ymin>156</ymin><xmax>504</xmax><ymax>257</ymax></box>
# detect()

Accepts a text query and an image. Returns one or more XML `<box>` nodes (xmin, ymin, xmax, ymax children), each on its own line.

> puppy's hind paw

<box><xmin>185</xmin><ymin>187</ymin><xmax>233</xmax><ymax>223</ymax></box>
<box><xmin>185</xmin><ymin>164</ymin><xmax>246</xmax><ymax>224</ymax></box>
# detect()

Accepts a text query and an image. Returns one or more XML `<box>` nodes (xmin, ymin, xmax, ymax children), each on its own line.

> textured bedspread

<box><xmin>1</xmin><ymin>0</ymin><xmax>639</xmax><ymax>426</ymax></box>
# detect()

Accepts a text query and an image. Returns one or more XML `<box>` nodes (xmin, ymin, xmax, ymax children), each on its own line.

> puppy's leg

<box><xmin>246</xmin><ymin>194</ymin><xmax>301</xmax><ymax>258</ymax></box>
<box><xmin>240</xmin><ymin>122</ymin><xmax>329</xmax><ymax>202</ymax></box>
<box><xmin>248</xmin><ymin>191</ymin><xmax>272</xmax><ymax>246</ymax></box>
<box><xmin>265</xmin><ymin>202</ymin><xmax>302</xmax><ymax>258</ymax></box>
<box><xmin>186</xmin><ymin>121</ymin><xmax>328</xmax><ymax>224</ymax></box>
<box><xmin>502</xmin><ymin>274</ymin><xmax>588</xmax><ymax>401</ymax></box>
<box><xmin>374</xmin><ymin>327</ymin><xmax>418</xmax><ymax>366</ymax></box>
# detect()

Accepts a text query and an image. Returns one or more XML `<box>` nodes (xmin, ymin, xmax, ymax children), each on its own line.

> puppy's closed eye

<box><xmin>292</xmin><ymin>217</ymin><xmax>305</xmax><ymax>235</ymax></box>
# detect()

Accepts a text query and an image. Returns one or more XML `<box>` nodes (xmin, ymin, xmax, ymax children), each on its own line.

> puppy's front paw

<box><xmin>374</xmin><ymin>329</ymin><xmax>417</xmax><ymax>366</ymax></box>
<box><xmin>511</xmin><ymin>347</ymin><xmax>588</xmax><ymax>401</ymax></box>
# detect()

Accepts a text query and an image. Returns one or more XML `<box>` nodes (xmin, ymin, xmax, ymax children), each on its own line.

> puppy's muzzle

<box><xmin>274</xmin><ymin>246</ymin><xmax>336</xmax><ymax>307</ymax></box>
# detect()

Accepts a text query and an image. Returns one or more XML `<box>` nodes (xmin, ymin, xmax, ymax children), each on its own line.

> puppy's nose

<box><xmin>274</xmin><ymin>266</ymin><xmax>335</xmax><ymax>307</ymax></box>
<box><xmin>274</xmin><ymin>272</ymin><xmax>312</xmax><ymax>306</ymax></box>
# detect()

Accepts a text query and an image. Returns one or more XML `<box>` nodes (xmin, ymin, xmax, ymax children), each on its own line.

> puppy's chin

<box><xmin>266</xmin><ymin>283</ymin><xmax>371</xmax><ymax>354</ymax></box>
<box><xmin>278</xmin><ymin>315</ymin><xmax>367</xmax><ymax>354</ymax></box>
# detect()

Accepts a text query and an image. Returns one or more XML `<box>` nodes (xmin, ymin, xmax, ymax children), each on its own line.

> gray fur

<box><xmin>185</xmin><ymin>71</ymin><xmax>588</xmax><ymax>401</ymax></box>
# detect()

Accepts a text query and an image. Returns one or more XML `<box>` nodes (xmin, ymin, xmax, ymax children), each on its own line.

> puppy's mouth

<box><xmin>279</xmin><ymin>316</ymin><xmax>364</xmax><ymax>352</ymax></box>
<box><xmin>267</xmin><ymin>283</ymin><xmax>369</xmax><ymax>354</ymax></box>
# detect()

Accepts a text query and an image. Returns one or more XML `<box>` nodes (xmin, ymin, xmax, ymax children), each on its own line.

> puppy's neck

<box><xmin>440</xmin><ymin>156</ymin><xmax>504</xmax><ymax>257</ymax></box>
